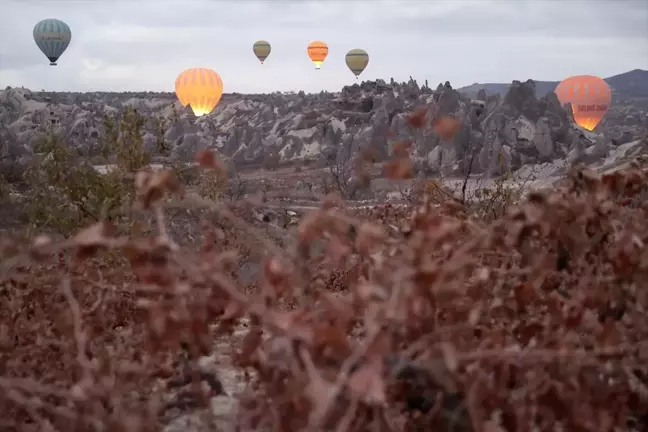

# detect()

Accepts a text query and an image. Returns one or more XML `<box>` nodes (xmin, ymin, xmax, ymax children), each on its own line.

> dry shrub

<box><xmin>0</xmin><ymin>173</ymin><xmax>9</xmax><ymax>201</ymax></box>
<box><xmin>415</xmin><ymin>179</ymin><xmax>455</xmax><ymax>203</ymax></box>
<box><xmin>164</xmin><ymin>162</ymin><xmax>201</xmax><ymax>186</ymax></box>
<box><xmin>1</xmin><ymin>155</ymin><xmax>648</xmax><ymax>431</ymax></box>
<box><xmin>432</xmin><ymin>116</ymin><xmax>462</xmax><ymax>140</ymax></box>
<box><xmin>194</xmin><ymin>151</ymin><xmax>229</xmax><ymax>201</ymax></box>
<box><xmin>2</xmin><ymin>101</ymin><xmax>648</xmax><ymax>431</ymax></box>
<box><xmin>196</xmin><ymin>166</ymin><xmax>228</xmax><ymax>200</ymax></box>
<box><xmin>402</xmin><ymin>107</ymin><xmax>524</xmax><ymax>221</ymax></box>
<box><xmin>193</xmin><ymin>150</ymin><xmax>247</xmax><ymax>202</ymax></box>
<box><xmin>407</xmin><ymin>163</ymin><xmax>532</xmax><ymax>223</ymax></box>
<box><xmin>263</xmin><ymin>153</ymin><xmax>281</xmax><ymax>171</ymax></box>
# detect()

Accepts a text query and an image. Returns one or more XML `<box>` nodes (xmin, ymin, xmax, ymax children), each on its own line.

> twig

<box><xmin>334</xmin><ymin>396</ymin><xmax>359</xmax><ymax>432</ymax></box>
<box><xmin>61</xmin><ymin>277</ymin><xmax>95</xmax><ymax>381</ymax></box>
<box><xmin>154</xmin><ymin>204</ymin><xmax>179</xmax><ymax>251</ymax></box>
<box><xmin>182</xmin><ymin>193</ymin><xmax>283</xmax><ymax>256</ymax></box>
<box><xmin>461</xmin><ymin>143</ymin><xmax>478</xmax><ymax>204</ymax></box>
<box><xmin>305</xmin><ymin>326</ymin><xmax>383</xmax><ymax>428</ymax></box>
<box><xmin>455</xmin><ymin>342</ymin><xmax>647</xmax><ymax>365</ymax></box>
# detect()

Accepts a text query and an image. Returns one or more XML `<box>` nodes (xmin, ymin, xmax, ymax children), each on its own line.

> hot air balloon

<box><xmin>174</xmin><ymin>68</ymin><xmax>224</xmax><ymax>117</ymax></box>
<box><xmin>345</xmin><ymin>49</ymin><xmax>369</xmax><ymax>79</ymax></box>
<box><xmin>554</xmin><ymin>75</ymin><xmax>611</xmax><ymax>131</ymax></box>
<box><xmin>253</xmin><ymin>40</ymin><xmax>271</xmax><ymax>64</ymax></box>
<box><xmin>33</xmin><ymin>19</ymin><xmax>72</xmax><ymax>66</ymax></box>
<box><xmin>174</xmin><ymin>74</ymin><xmax>189</xmax><ymax>107</ymax></box>
<box><xmin>307</xmin><ymin>41</ymin><xmax>328</xmax><ymax>70</ymax></box>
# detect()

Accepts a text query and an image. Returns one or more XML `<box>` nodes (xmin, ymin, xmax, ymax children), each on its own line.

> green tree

<box><xmin>150</xmin><ymin>115</ymin><xmax>170</xmax><ymax>156</ymax></box>
<box><xmin>25</xmin><ymin>107</ymin><xmax>153</xmax><ymax>235</ymax></box>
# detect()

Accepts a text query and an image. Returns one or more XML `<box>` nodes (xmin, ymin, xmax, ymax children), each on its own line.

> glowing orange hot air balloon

<box><xmin>174</xmin><ymin>68</ymin><xmax>223</xmax><ymax>117</ymax></box>
<box><xmin>554</xmin><ymin>75</ymin><xmax>611</xmax><ymax>131</ymax></box>
<box><xmin>307</xmin><ymin>41</ymin><xmax>328</xmax><ymax>70</ymax></box>
<box><xmin>174</xmin><ymin>74</ymin><xmax>189</xmax><ymax>107</ymax></box>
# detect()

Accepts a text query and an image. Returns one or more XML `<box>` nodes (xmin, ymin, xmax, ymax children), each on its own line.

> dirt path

<box><xmin>163</xmin><ymin>322</ymin><xmax>250</xmax><ymax>432</ymax></box>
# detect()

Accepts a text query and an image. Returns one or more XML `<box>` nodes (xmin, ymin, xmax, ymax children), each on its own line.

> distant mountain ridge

<box><xmin>458</xmin><ymin>69</ymin><xmax>648</xmax><ymax>99</ymax></box>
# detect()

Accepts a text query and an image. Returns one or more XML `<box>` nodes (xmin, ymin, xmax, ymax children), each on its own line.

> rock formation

<box><xmin>1</xmin><ymin>78</ymin><xmax>646</xmax><ymax>177</ymax></box>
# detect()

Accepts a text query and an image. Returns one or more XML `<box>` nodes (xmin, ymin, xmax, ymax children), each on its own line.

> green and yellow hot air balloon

<box><xmin>253</xmin><ymin>40</ymin><xmax>271</xmax><ymax>64</ymax></box>
<box><xmin>345</xmin><ymin>49</ymin><xmax>369</xmax><ymax>79</ymax></box>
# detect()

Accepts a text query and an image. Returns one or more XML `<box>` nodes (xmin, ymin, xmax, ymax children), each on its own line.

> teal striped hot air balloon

<box><xmin>33</xmin><ymin>19</ymin><xmax>72</xmax><ymax>66</ymax></box>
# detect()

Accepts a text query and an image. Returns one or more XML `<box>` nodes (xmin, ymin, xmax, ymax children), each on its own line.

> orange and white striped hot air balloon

<box><xmin>554</xmin><ymin>75</ymin><xmax>611</xmax><ymax>131</ymax></box>
<box><xmin>307</xmin><ymin>40</ymin><xmax>328</xmax><ymax>70</ymax></box>
<box><xmin>174</xmin><ymin>68</ymin><xmax>223</xmax><ymax>117</ymax></box>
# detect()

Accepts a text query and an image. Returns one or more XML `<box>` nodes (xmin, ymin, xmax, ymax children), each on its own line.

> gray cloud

<box><xmin>1</xmin><ymin>0</ymin><xmax>646</xmax><ymax>93</ymax></box>
<box><xmin>385</xmin><ymin>0</ymin><xmax>648</xmax><ymax>39</ymax></box>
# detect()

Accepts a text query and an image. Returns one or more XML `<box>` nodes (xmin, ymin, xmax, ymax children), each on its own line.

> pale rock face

<box><xmin>427</xmin><ymin>146</ymin><xmax>442</xmax><ymax>171</ymax></box>
<box><xmin>533</xmin><ymin>117</ymin><xmax>554</xmax><ymax>158</ymax></box>
<box><xmin>0</xmin><ymin>75</ymin><xmax>645</xmax><ymax>178</ymax></box>
<box><xmin>589</xmin><ymin>135</ymin><xmax>611</xmax><ymax>159</ymax></box>
<box><xmin>141</xmin><ymin>132</ymin><xmax>158</xmax><ymax>154</ymax></box>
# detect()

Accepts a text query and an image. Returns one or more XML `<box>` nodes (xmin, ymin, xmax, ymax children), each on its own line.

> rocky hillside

<box><xmin>1</xmin><ymin>77</ymin><xmax>647</xmax><ymax>178</ymax></box>
<box><xmin>458</xmin><ymin>69</ymin><xmax>648</xmax><ymax>99</ymax></box>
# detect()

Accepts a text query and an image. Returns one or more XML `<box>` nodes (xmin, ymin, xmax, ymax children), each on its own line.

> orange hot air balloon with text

<box><xmin>174</xmin><ymin>68</ymin><xmax>223</xmax><ymax>117</ymax></box>
<box><xmin>307</xmin><ymin>41</ymin><xmax>328</xmax><ymax>70</ymax></box>
<box><xmin>554</xmin><ymin>75</ymin><xmax>611</xmax><ymax>131</ymax></box>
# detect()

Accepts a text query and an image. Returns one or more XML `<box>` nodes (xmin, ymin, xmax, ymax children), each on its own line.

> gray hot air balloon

<box><xmin>33</xmin><ymin>18</ymin><xmax>72</xmax><ymax>66</ymax></box>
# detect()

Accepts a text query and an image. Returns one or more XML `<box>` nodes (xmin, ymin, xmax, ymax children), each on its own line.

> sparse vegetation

<box><xmin>0</xmin><ymin>175</ymin><xmax>9</xmax><ymax>200</ymax></box>
<box><xmin>150</xmin><ymin>115</ymin><xmax>170</xmax><ymax>156</ymax></box>
<box><xmin>324</xmin><ymin>141</ymin><xmax>375</xmax><ymax>200</ymax></box>
<box><xmin>399</xmin><ymin>112</ymin><xmax>535</xmax><ymax>221</ymax></box>
<box><xmin>24</xmin><ymin>132</ymin><xmax>130</xmax><ymax>234</ymax></box>
<box><xmin>411</xmin><ymin>158</ymin><xmax>536</xmax><ymax>222</ymax></box>
<box><xmin>21</xmin><ymin>107</ymin><xmax>151</xmax><ymax>236</ymax></box>
<box><xmin>193</xmin><ymin>150</ymin><xmax>232</xmax><ymax>201</ymax></box>
<box><xmin>196</xmin><ymin>168</ymin><xmax>229</xmax><ymax>201</ymax></box>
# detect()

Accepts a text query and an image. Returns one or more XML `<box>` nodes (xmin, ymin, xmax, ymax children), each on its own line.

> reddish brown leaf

<box><xmin>135</xmin><ymin>170</ymin><xmax>182</xmax><ymax>209</ymax></box>
<box><xmin>433</xmin><ymin>116</ymin><xmax>461</xmax><ymax>140</ymax></box>
<box><xmin>392</xmin><ymin>140</ymin><xmax>413</xmax><ymax>157</ymax></box>
<box><xmin>384</xmin><ymin>156</ymin><xmax>413</xmax><ymax>179</ymax></box>
<box><xmin>408</xmin><ymin>107</ymin><xmax>428</xmax><ymax>129</ymax></box>
<box><xmin>70</xmin><ymin>221</ymin><xmax>116</xmax><ymax>259</ymax></box>
<box><xmin>439</xmin><ymin>342</ymin><xmax>459</xmax><ymax>372</ymax></box>
<box><xmin>482</xmin><ymin>421</ymin><xmax>506</xmax><ymax>432</ymax></box>
<box><xmin>238</xmin><ymin>326</ymin><xmax>263</xmax><ymax>365</ymax></box>
<box><xmin>195</xmin><ymin>150</ymin><xmax>221</xmax><ymax>169</ymax></box>
<box><xmin>347</xmin><ymin>359</ymin><xmax>386</xmax><ymax>406</ymax></box>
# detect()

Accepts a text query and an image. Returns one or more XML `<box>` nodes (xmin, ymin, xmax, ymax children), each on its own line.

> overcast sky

<box><xmin>1</xmin><ymin>0</ymin><xmax>647</xmax><ymax>94</ymax></box>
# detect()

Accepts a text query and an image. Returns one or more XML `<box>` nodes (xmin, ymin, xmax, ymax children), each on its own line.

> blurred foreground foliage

<box><xmin>1</xmin><ymin>106</ymin><xmax>648</xmax><ymax>432</ymax></box>
<box><xmin>1</xmin><ymin>158</ymin><xmax>648</xmax><ymax>431</ymax></box>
